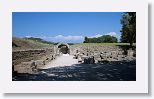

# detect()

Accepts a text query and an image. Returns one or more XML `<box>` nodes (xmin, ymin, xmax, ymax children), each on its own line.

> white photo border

<box><xmin>0</xmin><ymin>0</ymin><xmax>148</xmax><ymax>93</ymax></box>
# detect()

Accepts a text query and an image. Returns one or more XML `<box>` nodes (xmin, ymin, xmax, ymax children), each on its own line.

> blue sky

<box><xmin>12</xmin><ymin>12</ymin><xmax>123</xmax><ymax>43</ymax></box>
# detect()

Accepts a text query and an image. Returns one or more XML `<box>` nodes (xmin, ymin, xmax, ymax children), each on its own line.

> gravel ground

<box><xmin>42</xmin><ymin>54</ymin><xmax>79</xmax><ymax>69</ymax></box>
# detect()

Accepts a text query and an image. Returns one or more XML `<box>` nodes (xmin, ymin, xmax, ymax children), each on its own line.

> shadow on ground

<box><xmin>12</xmin><ymin>60</ymin><xmax>136</xmax><ymax>81</ymax></box>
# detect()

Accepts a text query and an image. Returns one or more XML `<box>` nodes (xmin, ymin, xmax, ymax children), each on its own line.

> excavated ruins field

<box><xmin>12</xmin><ymin>43</ymin><xmax>136</xmax><ymax>81</ymax></box>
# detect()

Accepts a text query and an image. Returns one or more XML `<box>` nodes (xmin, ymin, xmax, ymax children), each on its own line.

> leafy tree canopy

<box><xmin>120</xmin><ymin>12</ymin><xmax>136</xmax><ymax>47</ymax></box>
<box><xmin>83</xmin><ymin>35</ymin><xmax>118</xmax><ymax>43</ymax></box>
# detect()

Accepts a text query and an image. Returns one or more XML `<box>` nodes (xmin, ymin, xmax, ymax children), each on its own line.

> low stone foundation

<box><xmin>12</xmin><ymin>44</ymin><xmax>136</xmax><ymax>74</ymax></box>
<box><xmin>12</xmin><ymin>48</ymin><xmax>57</xmax><ymax>74</ymax></box>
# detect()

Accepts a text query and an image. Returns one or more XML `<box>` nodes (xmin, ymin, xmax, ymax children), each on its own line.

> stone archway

<box><xmin>56</xmin><ymin>43</ymin><xmax>70</xmax><ymax>54</ymax></box>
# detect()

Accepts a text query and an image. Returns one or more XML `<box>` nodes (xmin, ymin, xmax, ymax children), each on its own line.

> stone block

<box><xmin>95</xmin><ymin>58</ymin><xmax>102</xmax><ymax>63</ymax></box>
<box><xmin>81</xmin><ymin>55</ymin><xmax>88</xmax><ymax>60</ymax></box>
<box><xmin>100</xmin><ymin>54</ymin><xmax>106</xmax><ymax>59</ymax></box>
<box><xmin>118</xmin><ymin>51</ymin><xmax>123</xmax><ymax>55</ymax></box>
<box><xmin>83</xmin><ymin>56</ymin><xmax>95</xmax><ymax>64</ymax></box>
<box><xmin>111</xmin><ymin>51</ymin><xmax>117</xmax><ymax>57</ymax></box>
<box><xmin>127</xmin><ymin>50</ymin><xmax>134</xmax><ymax>57</ymax></box>
<box><xmin>35</xmin><ymin>60</ymin><xmax>45</xmax><ymax>69</ymax></box>
<box><xmin>14</xmin><ymin>61</ymin><xmax>36</xmax><ymax>74</ymax></box>
<box><xmin>78</xmin><ymin>57</ymin><xmax>82</xmax><ymax>63</ymax></box>
<box><xmin>17</xmin><ymin>67</ymin><xmax>33</xmax><ymax>74</ymax></box>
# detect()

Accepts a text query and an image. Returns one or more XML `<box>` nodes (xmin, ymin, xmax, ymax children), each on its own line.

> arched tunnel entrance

<box><xmin>57</xmin><ymin>43</ymin><xmax>70</xmax><ymax>54</ymax></box>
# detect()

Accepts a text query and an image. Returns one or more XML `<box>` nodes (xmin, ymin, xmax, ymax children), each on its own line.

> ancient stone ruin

<box><xmin>13</xmin><ymin>43</ymin><xmax>136</xmax><ymax>74</ymax></box>
<box><xmin>71</xmin><ymin>44</ymin><xmax>136</xmax><ymax>64</ymax></box>
<box><xmin>13</xmin><ymin>43</ymin><xmax>71</xmax><ymax>74</ymax></box>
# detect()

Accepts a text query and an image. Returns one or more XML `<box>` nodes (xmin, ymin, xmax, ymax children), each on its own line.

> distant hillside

<box><xmin>24</xmin><ymin>37</ymin><xmax>54</xmax><ymax>45</ymax></box>
<box><xmin>12</xmin><ymin>37</ymin><xmax>53</xmax><ymax>50</ymax></box>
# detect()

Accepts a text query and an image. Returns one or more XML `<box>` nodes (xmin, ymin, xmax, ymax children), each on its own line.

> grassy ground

<box><xmin>74</xmin><ymin>43</ymin><xmax>136</xmax><ymax>46</ymax></box>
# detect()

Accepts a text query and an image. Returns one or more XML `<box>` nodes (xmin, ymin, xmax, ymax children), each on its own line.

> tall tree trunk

<box><xmin>130</xmin><ymin>41</ymin><xmax>133</xmax><ymax>48</ymax></box>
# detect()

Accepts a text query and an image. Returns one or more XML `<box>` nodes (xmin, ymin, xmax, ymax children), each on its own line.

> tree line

<box><xmin>83</xmin><ymin>35</ymin><xmax>118</xmax><ymax>43</ymax></box>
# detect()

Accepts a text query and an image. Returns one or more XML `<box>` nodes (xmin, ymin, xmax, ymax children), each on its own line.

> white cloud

<box><xmin>41</xmin><ymin>35</ymin><xmax>84</xmax><ymax>43</ymax></box>
<box><xmin>25</xmin><ymin>35</ymin><xmax>32</xmax><ymax>38</ymax></box>
<box><xmin>105</xmin><ymin>32</ymin><xmax>117</xmax><ymax>37</ymax></box>
<box><xmin>89</xmin><ymin>32</ymin><xmax>117</xmax><ymax>38</ymax></box>
<box><xmin>89</xmin><ymin>34</ymin><xmax>102</xmax><ymax>38</ymax></box>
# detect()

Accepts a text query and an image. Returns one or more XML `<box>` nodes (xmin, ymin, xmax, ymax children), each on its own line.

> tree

<box><xmin>120</xmin><ymin>12</ymin><xmax>136</xmax><ymax>47</ymax></box>
<box><xmin>83</xmin><ymin>36</ymin><xmax>89</xmax><ymax>43</ymax></box>
<box><xmin>101</xmin><ymin>35</ymin><xmax>118</xmax><ymax>43</ymax></box>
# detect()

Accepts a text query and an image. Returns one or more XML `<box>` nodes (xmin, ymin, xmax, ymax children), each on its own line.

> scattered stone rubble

<box><xmin>71</xmin><ymin>45</ymin><xmax>136</xmax><ymax>64</ymax></box>
<box><xmin>13</xmin><ymin>44</ymin><xmax>136</xmax><ymax>74</ymax></box>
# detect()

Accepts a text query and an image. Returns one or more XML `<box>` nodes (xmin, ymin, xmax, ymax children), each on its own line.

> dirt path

<box><xmin>42</xmin><ymin>54</ymin><xmax>79</xmax><ymax>69</ymax></box>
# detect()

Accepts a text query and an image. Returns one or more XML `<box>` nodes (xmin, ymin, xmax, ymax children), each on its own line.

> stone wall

<box><xmin>13</xmin><ymin>47</ymin><xmax>57</xmax><ymax>74</ymax></box>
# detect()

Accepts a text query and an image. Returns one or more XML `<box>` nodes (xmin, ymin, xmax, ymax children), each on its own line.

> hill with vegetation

<box><xmin>24</xmin><ymin>37</ymin><xmax>54</xmax><ymax>45</ymax></box>
<box><xmin>12</xmin><ymin>37</ymin><xmax>53</xmax><ymax>50</ymax></box>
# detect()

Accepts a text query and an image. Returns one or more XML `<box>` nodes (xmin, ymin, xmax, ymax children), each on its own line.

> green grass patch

<box><xmin>74</xmin><ymin>43</ymin><xmax>136</xmax><ymax>46</ymax></box>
